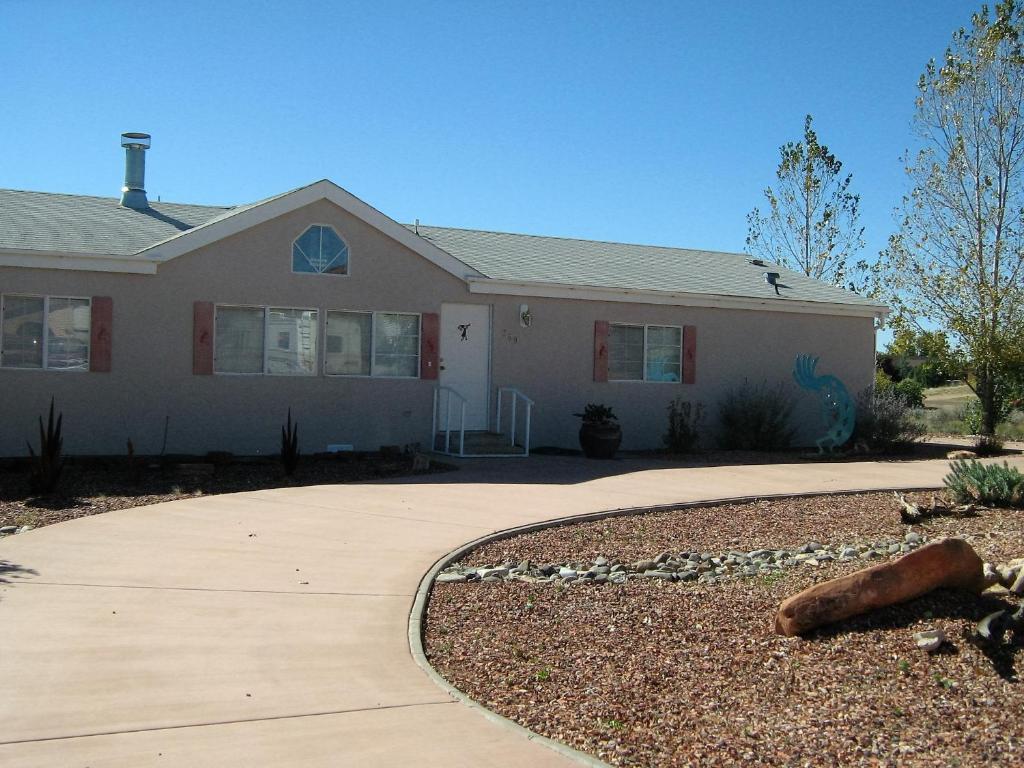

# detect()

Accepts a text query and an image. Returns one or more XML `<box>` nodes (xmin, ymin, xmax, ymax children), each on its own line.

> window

<box><xmin>214</xmin><ymin>306</ymin><xmax>318</xmax><ymax>375</ymax></box>
<box><xmin>326</xmin><ymin>311</ymin><xmax>420</xmax><ymax>378</ymax></box>
<box><xmin>373</xmin><ymin>313</ymin><xmax>420</xmax><ymax>377</ymax></box>
<box><xmin>608</xmin><ymin>323</ymin><xmax>681</xmax><ymax>383</ymax></box>
<box><xmin>325</xmin><ymin>312</ymin><xmax>370</xmax><ymax>375</ymax></box>
<box><xmin>1</xmin><ymin>294</ymin><xmax>90</xmax><ymax>370</ymax></box>
<box><xmin>645</xmin><ymin>325</ymin><xmax>682</xmax><ymax>382</ymax></box>
<box><xmin>609</xmin><ymin>324</ymin><xmax>644</xmax><ymax>381</ymax></box>
<box><xmin>292</xmin><ymin>225</ymin><xmax>349</xmax><ymax>275</ymax></box>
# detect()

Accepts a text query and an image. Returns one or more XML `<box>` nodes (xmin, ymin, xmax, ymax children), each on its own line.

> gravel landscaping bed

<box><xmin>423</xmin><ymin>492</ymin><xmax>1024</xmax><ymax>767</ymax></box>
<box><xmin>0</xmin><ymin>454</ymin><xmax>451</xmax><ymax>532</ymax></box>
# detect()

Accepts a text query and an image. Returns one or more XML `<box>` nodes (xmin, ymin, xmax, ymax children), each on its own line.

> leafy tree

<box><xmin>746</xmin><ymin>114</ymin><xmax>866</xmax><ymax>287</ymax></box>
<box><xmin>886</xmin><ymin>327</ymin><xmax>952</xmax><ymax>360</ymax></box>
<box><xmin>885</xmin><ymin>326</ymin><xmax>956</xmax><ymax>386</ymax></box>
<box><xmin>879</xmin><ymin>1</ymin><xmax>1024</xmax><ymax>435</ymax></box>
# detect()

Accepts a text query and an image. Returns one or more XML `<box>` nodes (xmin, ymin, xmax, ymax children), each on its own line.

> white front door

<box><xmin>440</xmin><ymin>303</ymin><xmax>491</xmax><ymax>430</ymax></box>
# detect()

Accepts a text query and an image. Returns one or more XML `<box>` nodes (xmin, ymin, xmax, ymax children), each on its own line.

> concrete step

<box><xmin>434</xmin><ymin>431</ymin><xmax>526</xmax><ymax>456</ymax></box>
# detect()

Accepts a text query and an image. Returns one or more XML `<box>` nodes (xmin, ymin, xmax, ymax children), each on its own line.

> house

<box><xmin>0</xmin><ymin>133</ymin><xmax>888</xmax><ymax>458</ymax></box>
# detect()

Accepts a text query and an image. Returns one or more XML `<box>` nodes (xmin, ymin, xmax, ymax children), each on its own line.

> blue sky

<box><xmin>1</xmin><ymin>1</ymin><xmax>977</xmax><ymax>306</ymax></box>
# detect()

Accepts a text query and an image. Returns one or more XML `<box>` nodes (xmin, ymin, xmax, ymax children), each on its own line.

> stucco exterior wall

<box><xmin>0</xmin><ymin>200</ymin><xmax>875</xmax><ymax>457</ymax></box>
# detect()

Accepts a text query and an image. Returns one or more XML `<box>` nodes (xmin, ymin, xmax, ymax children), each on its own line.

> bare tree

<box><xmin>881</xmin><ymin>1</ymin><xmax>1024</xmax><ymax>436</ymax></box>
<box><xmin>746</xmin><ymin>114</ymin><xmax>865</xmax><ymax>287</ymax></box>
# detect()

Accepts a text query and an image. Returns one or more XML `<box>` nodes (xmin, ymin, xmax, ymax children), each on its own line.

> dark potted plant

<box><xmin>574</xmin><ymin>404</ymin><xmax>622</xmax><ymax>459</ymax></box>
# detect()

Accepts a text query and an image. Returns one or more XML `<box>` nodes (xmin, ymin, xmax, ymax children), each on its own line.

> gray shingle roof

<box><xmin>406</xmin><ymin>224</ymin><xmax>885</xmax><ymax>310</ymax></box>
<box><xmin>0</xmin><ymin>187</ymin><xmax>884</xmax><ymax>311</ymax></box>
<box><xmin>0</xmin><ymin>189</ymin><xmax>229</xmax><ymax>256</ymax></box>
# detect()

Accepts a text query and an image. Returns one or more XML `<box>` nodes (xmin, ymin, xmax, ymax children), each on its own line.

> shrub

<box><xmin>943</xmin><ymin>459</ymin><xmax>1024</xmax><ymax>506</ymax></box>
<box><xmin>716</xmin><ymin>381</ymin><xmax>796</xmax><ymax>451</ymax></box>
<box><xmin>280</xmin><ymin>408</ymin><xmax>300</xmax><ymax>476</ymax></box>
<box><xmin>875</xmin><ymin>370</ymin><xmax>894</xmax><ymax>393</ymax></box>
<box><xmin>960</xmin><ymin>397</ymin><xmax>1014</xmax><ymax>434</ymax></box>
<box><xmin>27</xmin><ymin>397</ymin><xmax>64</xmax><ymax>495</ymax></box>
<box><xmin>894</xmin><ymin>378</ymin><xmax>925</xmax><ymax>408</ymax></box>
<box><xmin>876</xmin><ymin>371</ymin><xmax>924</xmax><ymax>408</ymax></box>
<box><xmin>574</xmin><ymin>404</ymin><xmax>617</xmax><ymax>424</ymax></box>
<box><xmin>663</xmin><ymin>398</ymin><xmax>703</xmax><ymax>453</ymax></box>
<box><xmin>852</xmin><ymin>387</ymin><xmax>925</xmax><ymax>451</ymax></box>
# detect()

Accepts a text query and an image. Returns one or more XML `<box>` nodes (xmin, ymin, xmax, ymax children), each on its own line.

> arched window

<box><xmin>292</xmin><ymin>225</ymin><xmax>349</xmax><ymax>275</ymax></box>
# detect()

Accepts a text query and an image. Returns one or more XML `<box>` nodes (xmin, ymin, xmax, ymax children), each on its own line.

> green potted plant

<box><xmin>574</xmin><ymin>404</ymin><xmax>622</xmax><ymax>459</ymax></box>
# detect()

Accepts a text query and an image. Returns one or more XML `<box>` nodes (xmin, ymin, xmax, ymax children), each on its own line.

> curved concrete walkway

<box><xmin>2</xmin><ymin>454</ymin><xmax>1022</xmax><ymax>766</ymax></box>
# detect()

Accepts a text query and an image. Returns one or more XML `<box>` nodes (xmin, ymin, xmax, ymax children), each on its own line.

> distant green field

<box><xmin>923</xmin><ymin>383</ymin><xmax>976</xmax><ymax>409</ymax></box>
<box><xmin>919</xmin><ymin>382</ymin><xmax>1023</xmax><ymax>440</ymax></box>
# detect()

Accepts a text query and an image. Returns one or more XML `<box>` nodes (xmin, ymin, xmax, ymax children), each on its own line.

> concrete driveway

<box><xmin>2</xmin><ymin>454</ymin><xmax>1022</xmax><ymax>766</ymax></box>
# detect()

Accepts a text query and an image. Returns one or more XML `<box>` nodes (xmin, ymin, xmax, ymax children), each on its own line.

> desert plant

<box><xmin>280</xmin><ymin>408</ymin><xmax>300</xmax><ymax>476</ymax></box>
<box><xmin>716</xmin><ymin>380</ymin><xmax>796</xmax><ymax>451</ymax></box>
<box><xmin>852</xmin><ymin>387</ymin><xmax>925</xmax><ymax>451</ymax></box>
<box><xmin>663</xmin><ymin>398</ymin><xmax>703</xmax><ymax>453</ymax></box>
<box><xmin>574</xmin><ymin>403</ymin><xmax>621</xmax><ymax>459</ymax></box>
<box><xmin>27</xmin><ymin>398</ymin><xmax>64</xmax><ymax>495</ymax></box>
<box><xmin>943</xmin><ymin>459</ymin><xmax>1024</xmax><ymax>506</ymax></box>
<box><xmin>574</xmin><ymin>404</ymin><xmax>617</xmax><ymax>424</ymax></box>
<box><xmin>125</xmin><ymin>438</ymin><xmax>141</xmax><ymax>483</ymax></box>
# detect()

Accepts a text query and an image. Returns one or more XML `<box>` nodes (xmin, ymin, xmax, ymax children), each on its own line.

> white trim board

<box><xmin>466</xmin><ymin>278</ymin><xmax>889</xmax><ymax>320</ymax></box>
<box><xmin>0</xmin><ymin>250</ymin><xmax>157</xmax><ymax>274</ymax></box>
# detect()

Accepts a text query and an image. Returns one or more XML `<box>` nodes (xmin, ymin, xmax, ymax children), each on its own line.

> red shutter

<box><xmin>594</xmin><ymin>320</ymin><xmax>609</xmax><ymax>382</ymax></box>
<box><xmin>193</xmin><ymin>301</ymin><xmax>214</xmax><ymax>375</ymax></box>
<box><xmin>89</xmin><ymin>296</ymin><xmax>113</xmax><ymax>372</ymax></box>
<box><xmin>420</xmin><ymin>312</ymin><xmax>439</xmax><ymax>380</ymax></box>
<box><xmin>682</xmin><ymin>325</ymin><xmax>697</xmax><ymax>385</ymax></box>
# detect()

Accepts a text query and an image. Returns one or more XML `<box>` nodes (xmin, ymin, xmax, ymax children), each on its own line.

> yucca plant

<box><xmin>943</xmin><ymin>459</ymin><xmax>1024</xmax><ymax>507</ymax></box>
<box><xmin>664</xmin><ymin>398</ymin><xmax>703</xmax><ymax>453</ymax></box>
<box><xmin>27</xmin><ymin>397</ymin><xmax>64</xmax><ymax>495</ymax></box>
<box><xmin>280</xmin><ymin>408</ymin><xmax>300</xmax><ymax>476</ymax></box>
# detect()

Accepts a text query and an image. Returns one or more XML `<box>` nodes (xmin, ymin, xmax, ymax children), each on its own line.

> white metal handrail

<box><xmin>495</xmin><ymin>387</ymin><xmax>534</xmax><ymax>457</ymax></box>
<box><xmin>432</xmin><ymin>386</ymin><xmax>467</xmax><ymax>456</ymax></box>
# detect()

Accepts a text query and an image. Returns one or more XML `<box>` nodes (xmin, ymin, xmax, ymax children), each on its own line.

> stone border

<box><xmin>407</xmin><ymin>484</ymin><xmax>944</xmax><ymax>768</ymax></box>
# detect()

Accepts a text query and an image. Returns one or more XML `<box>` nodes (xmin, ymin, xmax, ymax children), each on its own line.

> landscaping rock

<box><xmin>997</xmin><ymin>565</ymin><xmax>1017</xmax><ymax>585</ymax></box>
<box><xmin>984</xmin><ymin>584</ymin><xmax>1011</xmax><ymax>596</ymax></box>
<box><xmin>1011</xmin><ymin>570</ymin><xmax>1024</xmax><ymax>596</ymax></box>
<box><xmin>0</xmin><ymin>526</ymin><xmax>17</xmax><ymax>534</ymax></box>
<box><xmin>977</xmin><ymin>610</ymin><xmax>1008</xmax><ymax>641</ymax></box>
<box><xmin>983</xmin><ymin>562</ymin><xmax>1000</xmax><ymax>587</ymax></box>
<box><xmin>478</xmin><ymin>567</ymin><xmax>509</xmax><ymax>579</ymax></box>
<box><xmin>774</xmin><ymin>538</ymin><xmax>986</xmax><ymax>636</ymax></box>
<box><xmin>947</xmin><ymin>449</ymin><xmax>977</xmax><ymax>459</ymax></box>
<box><xmin>913</xmin><ymin>629</ymin><xmax>946</xmax><ymax>652</ymax></box>
<box><xmin>435</xmin><ymin>573</ymin><xmax>467</xmax><ymax>583</ymax></box>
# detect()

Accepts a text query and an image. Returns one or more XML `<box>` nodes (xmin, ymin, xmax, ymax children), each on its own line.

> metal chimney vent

<box><xmin>120</xmin><ymin>132</ymin><xmax>151</xmax><ymax>209</ymax></box>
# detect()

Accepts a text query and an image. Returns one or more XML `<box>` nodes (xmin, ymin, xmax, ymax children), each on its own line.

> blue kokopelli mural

<box><xmin>793</xmin><ymin>354</ymin><xmax>855</xmax><ymax>454</ymax></box>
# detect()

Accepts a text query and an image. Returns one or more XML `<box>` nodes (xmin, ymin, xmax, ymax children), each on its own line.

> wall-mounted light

<box><xmin>519</xmin><ymin>304</ymin><xmax>532</xmax><ymax>328</ymax></box>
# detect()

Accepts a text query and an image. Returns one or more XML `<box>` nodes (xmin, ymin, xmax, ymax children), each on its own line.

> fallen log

<box><xmin>774</xmin><ymin>538</ymin><xmax>986</xmax><ymax>636</ymax></box>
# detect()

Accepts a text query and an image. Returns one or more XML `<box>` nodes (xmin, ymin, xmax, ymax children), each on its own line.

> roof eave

<box><xmin>466</xmin><ymin>277</ymin><xmax>890</xmax><ymax>319</ymax></box>
<box><xmin>0</xmin><ymin>249</ymin><xmax>157</xmax><ymax>275</ymax></box>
